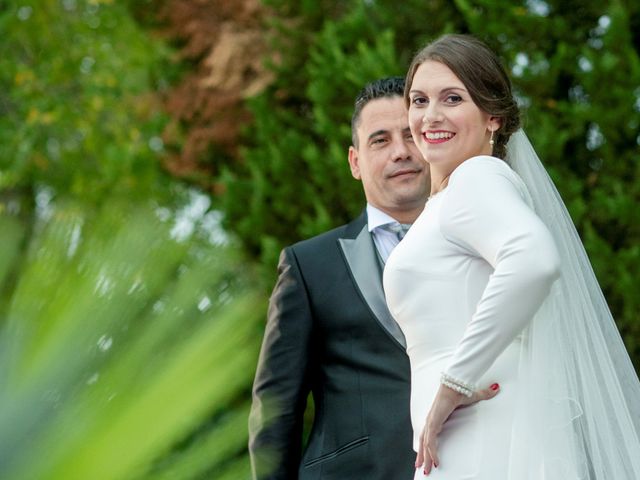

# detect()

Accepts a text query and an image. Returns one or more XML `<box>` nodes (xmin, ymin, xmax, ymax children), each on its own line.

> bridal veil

<box><xmin>506</xmin><ymin>130</ymin><xmax>640</xmax><ymax>479</ymax></box>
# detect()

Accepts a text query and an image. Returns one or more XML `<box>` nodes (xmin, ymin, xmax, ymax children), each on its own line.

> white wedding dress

<box><xmin>383</xmin><ymin>156</ymin><xmax>561</xmax><ymax>479</ymax></box>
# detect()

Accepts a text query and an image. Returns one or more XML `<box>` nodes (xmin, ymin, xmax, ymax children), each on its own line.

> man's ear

<box><xmin>348</xmin><ymin>146</ymin><xmax>361</xmax><ymax>180</ymax></box>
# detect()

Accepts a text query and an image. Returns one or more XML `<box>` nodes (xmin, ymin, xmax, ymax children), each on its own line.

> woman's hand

<box><xmin>416</xmin><ymin>382</ymin><xmax>500</xmax><ymax>475</ymax></box>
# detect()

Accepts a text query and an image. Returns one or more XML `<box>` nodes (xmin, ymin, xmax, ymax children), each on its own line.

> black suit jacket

<box><xmin>249</xmin><ymin>211</ymin><xmax>414</xmax><ymax>479</ymax></box>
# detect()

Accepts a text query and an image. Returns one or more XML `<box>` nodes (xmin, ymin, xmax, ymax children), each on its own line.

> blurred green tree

<box><xmin>0</xmin><ymin>0</ymin><xmax>176</xmax><ymax>212</ymax></box>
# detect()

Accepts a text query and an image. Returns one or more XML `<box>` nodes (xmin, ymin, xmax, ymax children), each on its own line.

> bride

<box><xmin>384</xmin><ymin>34</ymin><xmax>640</xmax><ymax>479</ymax></box>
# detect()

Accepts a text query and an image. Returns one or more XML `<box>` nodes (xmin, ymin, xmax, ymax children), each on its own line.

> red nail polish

<box><xmin>490</xmin><ymin>383</ymin><xmax>499</xmax><ymax>390</ymax></box>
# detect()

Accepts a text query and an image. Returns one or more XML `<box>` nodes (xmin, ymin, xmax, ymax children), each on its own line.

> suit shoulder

<box><xmin>289</xmin><ymin>223</ymin><xmax>351</xmax><ymax>256</ymax></box>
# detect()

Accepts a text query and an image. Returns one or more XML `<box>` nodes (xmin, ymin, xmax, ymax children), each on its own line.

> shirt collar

<box><xmin>366</xmin><ymin>204</ymin><xmax>400</xmax><ymax>232</ymax></box>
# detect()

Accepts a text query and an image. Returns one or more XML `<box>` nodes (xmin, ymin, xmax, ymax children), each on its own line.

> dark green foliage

<box><xmin>221</xmin><ymin>0</ymin><xmax>640</xmax><ymax>367</ymax></box>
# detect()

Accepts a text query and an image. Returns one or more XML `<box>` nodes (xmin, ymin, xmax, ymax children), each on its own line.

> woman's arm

<box><xmin>440</xmin><ymin>157</ymin><xmax>560</xmax><ymax>390</ymax></box>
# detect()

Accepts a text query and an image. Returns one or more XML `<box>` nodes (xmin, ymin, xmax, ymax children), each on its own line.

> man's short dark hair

<box><xmin>351</xmin><ymin>76</ymin><xmax>405</xmax><ymax>147</ymax></box>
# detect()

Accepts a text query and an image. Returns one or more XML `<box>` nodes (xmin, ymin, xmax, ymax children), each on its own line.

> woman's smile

<box><xmin>423</xmin><ymin>130</ymin><xmax>455</xmax><ymax>143</ymax></box>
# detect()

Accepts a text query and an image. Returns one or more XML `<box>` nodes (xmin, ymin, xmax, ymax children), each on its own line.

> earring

<box><xmin>489</xmin><ymin>129</ymin><xmax>495</xmax><ymax>146</ymax></box>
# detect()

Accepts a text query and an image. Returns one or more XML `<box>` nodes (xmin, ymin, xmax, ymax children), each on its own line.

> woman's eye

<box><xmin>446</xmin><ymin>94</ymin><xmax>462</xmax><ymax>103</ymax></box>
<box><xmin>412</xmin><ymin>96</ymin><xmax>428</xmax><ymax>105</ymax></box>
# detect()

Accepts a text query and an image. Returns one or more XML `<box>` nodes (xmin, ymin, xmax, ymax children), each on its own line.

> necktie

<box><xmin>381</xmin><ymin>222</ymin><xmax>411</xmax><ymax>241</ymax></box>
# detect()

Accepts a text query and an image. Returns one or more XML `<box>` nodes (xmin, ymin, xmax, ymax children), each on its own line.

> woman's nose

<box><xmin>422</xmin><ymin>102</ymin><xmax>443</xmax><ymax>124</ymax></box>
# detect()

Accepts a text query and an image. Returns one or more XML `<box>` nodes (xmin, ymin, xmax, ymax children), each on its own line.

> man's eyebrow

<box><xmin>367</xmin><ymin>129</ymin><xmax>388</xmax><ymax>141</ymax></box>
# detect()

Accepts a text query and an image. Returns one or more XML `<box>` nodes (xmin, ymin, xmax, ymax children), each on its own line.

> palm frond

<box><xmin>0</xmin><ymin>201</ymin><xmax>262</xmax><ymax>480</ymax></box>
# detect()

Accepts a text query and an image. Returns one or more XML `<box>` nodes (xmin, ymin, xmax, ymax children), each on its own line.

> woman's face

<box><xmin>407</xmin><ymin>60</ymin><xmax>500</xmax><ymax>171</ymax></box>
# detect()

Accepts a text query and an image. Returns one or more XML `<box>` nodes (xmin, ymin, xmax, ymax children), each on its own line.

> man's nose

<box><xmin>390</xmin><ymin>137</ymin><xmax>413</xmax><ymax>162</ymax></box>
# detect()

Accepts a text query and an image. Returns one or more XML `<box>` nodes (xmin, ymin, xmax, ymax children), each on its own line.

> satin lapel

<box><xmin>338</xmin><ymin>225</ymin><xmax>407</xmax><ymax>350</ymax></box>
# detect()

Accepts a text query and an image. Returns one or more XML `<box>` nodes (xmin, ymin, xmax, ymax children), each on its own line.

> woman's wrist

<box><xmin>440</xmin><ymin>372</ymin><xmax>475</xmax><ymax>398</ymax></box>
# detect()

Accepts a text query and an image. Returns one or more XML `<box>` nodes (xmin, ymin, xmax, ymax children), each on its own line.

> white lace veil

<box><xmin>506</xmin><ymin>130</ymin><xmax>640</xmax><ymax>479</ymax></box>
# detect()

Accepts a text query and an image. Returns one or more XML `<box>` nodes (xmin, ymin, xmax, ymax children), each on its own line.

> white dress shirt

<box><xmin>367</xmin><ymin>204</ymin><xmax>406</xmax><ymax>263</ymax></box>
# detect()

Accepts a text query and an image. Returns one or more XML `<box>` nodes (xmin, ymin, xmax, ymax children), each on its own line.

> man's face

<box><xmin>348</xmin><ymin>96</ymin><xmax>430</xmax><ymax>218</ymax></box>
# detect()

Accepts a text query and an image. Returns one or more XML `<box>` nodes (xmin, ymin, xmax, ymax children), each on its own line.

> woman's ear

<box><xmin>488</xmin><ymin>116</ymin><xmax>502</xmax><ymax>132</ymax></box>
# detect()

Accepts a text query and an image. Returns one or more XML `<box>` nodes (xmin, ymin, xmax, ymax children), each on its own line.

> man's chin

<box><xmin>391</xmin><ymin>190</ymin><xmax>430</xmax><ymax>208</ymax></box>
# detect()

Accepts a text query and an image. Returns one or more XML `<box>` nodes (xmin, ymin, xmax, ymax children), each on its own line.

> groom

<box><xmin>249</xmin><ymin>77</ymin><xmax>430</xmax><ymax>479</ymax></box>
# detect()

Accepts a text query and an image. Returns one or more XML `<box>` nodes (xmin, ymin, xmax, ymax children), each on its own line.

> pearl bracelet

<box><xmin>440</xmin><ymin>372</ymin><xmax>475</xmax><ymax>398</ymax></box>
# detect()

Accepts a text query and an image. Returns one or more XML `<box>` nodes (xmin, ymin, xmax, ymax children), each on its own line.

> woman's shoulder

<box><xmin>449</xmin><ymin>155</ymin><xmax>513</xmax><ymax>182</ymax></box>
<box><xmin>446</xmin><ymin>155</ymin><xmax>530</xmax><ymax>204</ymax></box>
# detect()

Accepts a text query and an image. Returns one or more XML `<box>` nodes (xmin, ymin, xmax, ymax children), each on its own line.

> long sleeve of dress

<box><xmin>439</xmin><ymin>156</ymin><xmax>560</xmax><ymax>389</ymax></box>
